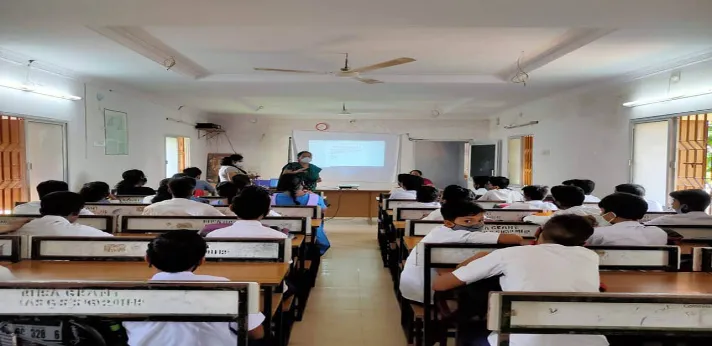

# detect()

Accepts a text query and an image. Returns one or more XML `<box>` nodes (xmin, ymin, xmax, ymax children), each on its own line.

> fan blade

<box><xmin>353</xmin><ymin>77</ymin><xmax>384</xmax><ymax>84</ymax></box>
<box><xmin>348</xmin><ymin>57</ymin><xmax>415</xmax><ymax>73</ymax></box>
<box><xmin>254</xmin><ymin>68</ymin><xmax>326</xmax><ymax>74</ymax></box>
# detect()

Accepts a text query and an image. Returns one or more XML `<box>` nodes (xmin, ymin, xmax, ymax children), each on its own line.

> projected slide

<box><xmin>309</xmin><ymin>140</ymin><xmax>385</xmax><ymax>167</ymax></box>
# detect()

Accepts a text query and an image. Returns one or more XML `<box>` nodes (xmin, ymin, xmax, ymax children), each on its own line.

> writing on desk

<box><xmin>202</xmin><ymin>219</ymin><xmax>233</xmax><ymax>225</ymax></box>
<box><xmin>483</xmin><ymin>224</ymin><xmax>536</xmax><ymax>236</ymax></box>
<box><xmin>207</xmin><ymin>249</ymin><xmax>229</xmax><ymax>255</ymax></box>
<box><xmin>19</xmin><ymin>289</ymin><xmax>143</xmax><ymax>308</ymax></box>
<box><xmin>104</xmin><ymin>244</ymin><xmax>127</xmax><ymax>253</ymax></box>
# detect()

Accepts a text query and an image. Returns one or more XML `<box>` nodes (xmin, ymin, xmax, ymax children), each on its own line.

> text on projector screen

<box><xmin>308</xmin><ymin>140</ymin><xmax>386</xmax><ymax>167</ymax></box>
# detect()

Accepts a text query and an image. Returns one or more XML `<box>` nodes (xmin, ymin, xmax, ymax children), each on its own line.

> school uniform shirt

<box><xmin>141</xmin><ymin>198</ymin><xmax>225</xmax><ymax>217</ymax></box>
<box><xmin>206</xmin><ymin>220</ymin><xmax>288</xmax><ymax>239</ymax></box>
<box><xmin>388</xmin><ymin>189</ymin><xmax>417</xmax><ymax>200</ymax></box>
<box><xmin>399</xmin><ymin>225</ymin><xmax>501</xmax><ymax>303</ymax></box>
<box><xmin>645</xmin><ymin>199</ymin><xmax>664</xmax><ymax>212</ymax></box>
<box><xmin>123</xmin><ymin>271</ymin><xmax>264</xmax><ymax>346</ymax></box>
<box><xmin>646</xmin><ymin>211</ymin><xmax>712</xmax><ymax>226</ymax></box>
<box><xmin>478</xmin><ymin>189</ymin><xmax>524</xmax><ymax>203</ymax></box>
<box><xmin>451</xmin><ymin>244</ymin><xmax>608</xmax><ymax>346</ymax></box>
<box><xmin>402</xmin><ymin>201</ymin><xmax>442</xmax><ymax>209</ymax></box>
<box><xmin>388</xmin><ymin>187</ymin><xmax>404</xmax><ymax>196</ymax></box>
<box><xmin>194</xmin><ymin>179</ymin><xmax>217</xmax><ymax>195</ymax></box>
<box><xmin>523</xmin><ymin>205</ymin><xmax>605</xmax><ymax>225</ymax></box>
<box><xmin>15</xmin><ymin>215</ymin><xmax>112</xmax><ymax>237</ymax></box>
<box><xmin>473</xmin><ymin>188</ymin><xmax>488</xmax><ymax>196</ymax></box>
<box><xmin>587</xmin><ymin>221</ymin><xmax>667</xmax><ymax>246</ymax></box>
<box><xmin>584</xmin><ymin>195</ymin><xmax>601</xmax><ymax>203</ymax></box>
<box><xmin>222</xmin><ymin>209</ymin><xmax>281</xmax><ymax>217</ymax></box>
<box><xmin>423</xmin><ymin>209</ymin><xmax>443</xmax><ymax>221</ymax></box>
<box><xmin>12</xmin><ymin>201</ymin><xmax>94</xmax><ymax>215</ymax></box>
<box><xmin>0</xmin><ymin>266</ymin><xmax>15</xmax><ymax>281</ymax></box>
<box><xmin>142</xmin><ymin>195</ymin><xmax>155</xmax><ymax>204</ymax></box>
<box><xmin>505</xmin><ymin>200</ymin><xmax>558</xmax><ymax>211</ymax></box>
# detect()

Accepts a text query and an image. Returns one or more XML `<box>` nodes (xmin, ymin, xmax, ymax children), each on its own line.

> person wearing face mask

<box><xmin>587</xmin><ymin>192</ymin><xmax>667</xmax><ymax>246</ymax></box>
<box><xmin>281</xmin><ymin>151</ymin><xmax>322</xmax><ymax>191</ymax></box>
<box><xmin>218</xmin><ymin>154</ymin><xmax>248</xmax><ymax>183</ymax></box>
<box><xmin>398</xmin><ymin>199</ymin><xmax>523</xmax><ymax>304</ymax></box>
<box><xmin>646</xmin><ymin>189</ymin><xmax>712</xmax><ymax>226</ymax></box>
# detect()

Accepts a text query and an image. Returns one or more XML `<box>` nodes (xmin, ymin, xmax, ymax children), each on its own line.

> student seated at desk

<box><xmin>182</xmin><ymin>167</ymin><xmax>216</xmax><ymax>196</ymax></box>
<box><xmin>433</xmin><ymin>215</ymin><xmax>607</xmax><ymax>346</ymax></box>
<box><xmin>472</xmin><ymin>176</ymin><xmax>489</xmax><ymax>197</ymax></box>
<box><xmin>423</xmin><ymin>185</ymin><xmax>474</xmax><ymax>221</ymax></box>
<box><xmin>389</xmin><ymin>174</ymin><xmax>424</xmax><ymax>200</ymax></box>
<box><xmin>523</xmin><ymin>185</ymin><xmax>603</xmax><ymax>225</ymax></box>
<box><xmin>79</xmin><ymin>181</ymin><xmax>115</xmax><ymax>203</ymax></box>
<box><xmin>646</xmin><ymin>189</ymin><xmax>712</xmax><ymax>226</ymax></box>
<box><xmin>273</xmin><ymin>174</ymin><xmax>330</xmax><ymax>255</ymax></box>
<box><xmin>216</xmin><ymin>178</ymin><xmax>280</xmax><ymax>217</ymax></box>
<box><xmin>114</xmin><ymin>169</ymin><xmax>156</xmax><ymax>196</ymax></box>
<box><xmin>588</xmin><ymin>193</ymin><xmax>667</xmax><ymax>246</ymax></box>
<box><xmin>614</xmin><ymin>183</ymin><xmax>664</xmax><ymax>212</ymax></box>
<box><xmin>404</xmin><ymin>185</ymin><xmax>441</xmax><ymax>208</ymax></box>
<box><xmin>388</xmin><ymin>173</ymin><xmax>409</xmax><ymax>196</ymax></box>
<box><xmin>15</xmin><ymin>192</ymin><xmax>112</xmax><ymax>237</ymax></box>
<box><xmin>142</xmin><ymin>177</ymin><xmax>224</xmax><ymax>217</ymax></box>
<box><xmin>206</xmin><ymin>186</ymin><xmax>287</xmax><ymax>238</ymax></box>
<box><xmin>399</xmin><ymin>200</ymin><xmax>523</xmax><ymax>303</ymax></box>
<box><xmin>505</xmin><ymin>185</ymin><xmax>557</xmax><ymax>210</ymax></box>
<box><xmin>478</xmin><ymin>176</ymin><xmax>524</xmax><ymax>203</ymax></box>
<box><xmin>13</xmin><ymin>180</ymin><xmax>94</xmax><ymax>215</ymax></box>
<box><xmin>563</xmin><ymin>179</ymin><xmax>599</xmax><ymax>203</ymax></box>
<box><xmin>143</xmin><ymin>178</ymin><xmax>171</xmax><ymax>204</ymax></box>
<box><xmin>123</xmin><ymin>231</ymin><xmax>264</xmax><ymax>346</ymax></box>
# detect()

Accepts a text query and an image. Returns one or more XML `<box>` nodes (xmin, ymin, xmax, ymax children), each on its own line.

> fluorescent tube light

<box><xmin>0</xmin><ymin>80</ymin><xmax>82</xmax><ymax>101</ymax></box>
<box><xmin>623</xmin><ymin>88</ymin><xmax>712</xmax><ymax>108</ymax></box>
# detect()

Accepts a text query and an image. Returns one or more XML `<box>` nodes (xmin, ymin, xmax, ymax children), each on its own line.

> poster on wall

<box><xmin>104</xmin><ymin>109</ymin><xmax>128</xmax><ymax>155</ymax></box>
<box><xmin>206</xmin><ymin>153</ymin><xmax>234</xmax><ymax>183</ymax></box>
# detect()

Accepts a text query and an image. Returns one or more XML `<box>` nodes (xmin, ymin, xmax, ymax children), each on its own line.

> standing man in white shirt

<box><xmin>588</xmin><ymin>193</ymin><xmax>667</xmax><ymax>246</ymax></box>
<box><xmin>563</xmin><ymin>179</ymin><xmax>600</xmax><ymax>203</ymax></box>
<box><xmin>15</xmin><ymin>192</ymin><xmax>111</xmax><ymax>237</ymax></box>
<box><xmin>142</xmin><ymin>177</ymin><xmax>225</xmax><ymax>217</ymax></box>
<box><xmin>646</xmin><ymin>189</ymin><xmax>712</xmax><ymax>226</ymax></box>
<box><xmin>506</xmin><ymin>185</ymin><xmax>558</xmax><ymax>210</ymax></box>
<box><xmin>433</xmin><ymin>214</ymin><xmax>608</xmax><ymax>346</ymax></box>
<box><xmin>13</xmin><ymin>180</ymin><xmax>94</xmax><ymax>215</ymax></box>
<box><xmin>614</xmin><ymin>183</ymin><xmax>664</xmax><ymax>212</ymax></box>
<box><xmin>207</xmin><ymin>186</ymin><xmax>288</xmax><ymax>239</ymax></box>
<box><xmin>389</xmin><ymin>174</ymin><xmax>423</xmax><ymax>200</ymax></box>
<box><xmin>423</xmin><ymin>185</ymin><xmax>475</xmax><ymax>221</ymax></box>
<box><xmin>478</xmin><ymin>177</ymin><xmax>524</xmax><ymax>203</ymax></box>
<box><xmin>123</xmin><ymin>231</ymin><xmax>264</xmax><ymax>346</ymax></box>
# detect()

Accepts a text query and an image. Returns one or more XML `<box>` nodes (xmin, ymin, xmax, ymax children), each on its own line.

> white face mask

<box><xmin>300</xmin><ymin>157</ymin><xmax>312</xmax><ymax>164</ymax></box>
<box><xmin>234</xmin><ymin>162</ymin><xmax>244</xmax><ymax>168</ymax></box>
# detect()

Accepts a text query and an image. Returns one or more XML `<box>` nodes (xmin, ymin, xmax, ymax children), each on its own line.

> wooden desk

<box><xmin>320</xmin><ymin>190</ymin><xmax>387</xmax><ymax>223</ymax></box>
<box><xmin>292</xmin><ymin>234</ymin><xmax>305</xmax><ymax>248</ymax></box>
<box><xmin>311</xmin><ymin>219</ymin><xmax>322</xmax><ymax>227</ymax></box>
<box><xmin>404</xmin><ymin>236</ymin><xmax>423</xmax><ymax>252</ymax></box>
<box><xmin>601</xmin><ymin>272</ymin><xmax>712</xmax><ymax>294</ymax></box>
<box><xmin>394</xmin><ymin>221</ymin><xmax>406</xmax><ymax>229</ymax></box>
<box><xmin>387</xmin><ymin>210</ymin><xmax>393</xmax><ymax>216</ymax></box>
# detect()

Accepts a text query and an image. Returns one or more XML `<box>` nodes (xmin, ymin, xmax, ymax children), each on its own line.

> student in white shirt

<box><xmin>142</xmin><ymin>177</ymin><xmax>224</xmax><ymax>217</ymax></box>
<box><xmin>15</xmin><ymin>192</ymin><xmax>111</xmax><ymax>237</ymax></box>
<box><xmin>424</xmin><ymin>185</ymin><xmax>474</xmax><ymax>221</ymax></box>
<box><xmin>506</xmin><ymin>185</ymin><xmax>558</xmax><ymax>210</ymax></box>
<box><xmin>388</xmin><ymin>173</ymin><xmax>410</xmax><ymax>196</ymax></box>
<box><xmin>523</xmin><ymin>185</ymin><xmax>604</xmax><ymax>225</ymax></box>
<box><xmin>403</xmin><ymin>185</ymin><xmax>442</xmax><ymax>209</ymax></box>
<box><xmin>123</xmin><ymin>231</ymin><xmax>264</xmax><ymax>346</ymax></box>
<box><xmin>472</xmin><ymin>176</ymin><xmax>489</xmax><ymax>197</ymax></box>
<box><xmin>478</xmin><ymin>176</ymin><xmax>524</xmax><ymax>203</ymax></box>
<box><xmin>399</xmin><ymin>200</ymin><xmax>523</xmax><ymax>303</ymax></box>
<box><xmin>588</xmin><ymin>193</ymin><xmax>667</xmax><ymax>246</ymax></box>
<box><xmin>207</xmin><ymin>186</ymin><xmax>288</xmax><ymax>239</ymax></box>
<box><xmin>614</xmin><ymin>183</ymin><xmax>664</xmax><ymax>212</ymax></box>
<box><xmin>0</xmin><ymin>266</ymin><xmax>14</xmax><ymax>281</ymax></box>
<box><xmin>389</xmin><ymin>174</ymin><xmax>423</xmax><ymax>200</ymax></box>
<box><xmin>563</xmin><ymin>179</ymin><xmax>600</xmax><ymax>203</ymax></box>
<box><xmin>433</xmin><ymin>214</ymin><xmax>608</xmax><ymax>346</ymax></box>
<box><xmin>646</xmin><ymin>189</ymin><xmax>712</xmax><ymax>226</ymax></box>
<box><xmin>13</xmin><ymin>180</ymin><xmax>94</xmax><ymax>215</ymax></box>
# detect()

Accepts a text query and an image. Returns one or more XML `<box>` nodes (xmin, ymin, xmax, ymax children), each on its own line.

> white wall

<box><xmin>203</xmin><ymin>115</ymin><xmax>489</xmax><ymax>189</ymax></box>
<box><xmin>489</xmin><ymin>59</ymin><xmax>712</xmax><ymax>198</ymax></box>
<box><xmin>0</xmin><ymin>59</ymin><xmax>207</xmax><ymax>191</ymax></box>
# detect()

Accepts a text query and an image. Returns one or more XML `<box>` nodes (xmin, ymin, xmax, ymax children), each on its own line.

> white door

<box><xmin>25</xmin><ymin>121</ymin><xmax>66</xmax><ymax>201</ymax></box>
<box><xmin>632</xmin><ymin>120</ymin><xmax>671</xmax><ymax>206</ymax></box>
<box><xmin>165</xmin><ymin>136</ymin><xmax>179</xmax><ymax>178</ymax></box>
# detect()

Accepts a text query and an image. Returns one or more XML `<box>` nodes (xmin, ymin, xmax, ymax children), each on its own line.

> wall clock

<box><xmin>315</xmin><ymin>122</ymin><xmax>329</xmax><ymax>131</ymax></box>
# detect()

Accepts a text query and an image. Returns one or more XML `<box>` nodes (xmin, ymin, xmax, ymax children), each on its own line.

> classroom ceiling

<box><xmin>1</xmin><ymin>0</ymin><xmax>712</xmax><ymax>119</ymax></box>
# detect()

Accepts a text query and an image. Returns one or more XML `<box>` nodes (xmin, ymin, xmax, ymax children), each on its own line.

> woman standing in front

<box><xmin>218</xmin><ymin>154</ymin><xmax>248</xmax><ymax>183</ymax></box>
<box><xmin>281</xmin><ymin>151</ymin><xmax>322</xmax><ymax>191</ymax></box>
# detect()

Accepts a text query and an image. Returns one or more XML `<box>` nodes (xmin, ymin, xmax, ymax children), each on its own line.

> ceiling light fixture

<box><xmin>622</xmin><ymin>88</ymin><xmax>712</xmax><ymax>107</ymax></box>
<box><xmin>0</xmin><ymin>80</ymin><xmax>81</xmax><ymax>101</ymax></box>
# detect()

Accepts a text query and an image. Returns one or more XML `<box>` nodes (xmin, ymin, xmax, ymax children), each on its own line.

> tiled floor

<box><xmin>290</xmin><ymin>218</ymin><xmax>406</xmax><ymax>346</ymax></box>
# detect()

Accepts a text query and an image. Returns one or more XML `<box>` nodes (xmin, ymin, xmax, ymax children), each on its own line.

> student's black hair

<box><xmin>79</xmin><ymin>181</ymin><xmax>111</xmax><ymax>202</ymax></box>
<box><xmin>540</xmin><ymin>214</ymin><xmax>595</xmax><ymax>246</ymax></box>
<box><xmin>472</xmin><ymin>176</ymin><xmax>490</xmax><ymax>189</ymax></box>
<box><xmin>669</xmin><ymin>189</ymin><xmax>711</xmax><ymax>212</ymax></box>
<box><xmin>441</xmin><ymin>200</ymin><xmax>485</xmax><ymax>221</ymax></box>
<box><xmin>231</xmin><ymin>185</ymin><xmax>271</xmax><ymax>220</ymax></box>
<box><xmin>168</xmin><ymin>177</ymin><xmax>196</xmax><ymax>199</ymax></box>
<box><xmin>615</xmin><ymin>183</ymin><xmax>646</xmax><ymax>197</ymax></box>
<box><xmin>401</xmin><ymin>174</ymin><xmax>424</xmax><ymax>191</ymax></box>
<box><xmin>297</xmin><ymin>151</ymin><xmax>311</xmax><ymax>158</ymax></box>
<box><xmin>231</xmin><ymin>174</ymin><xmax>252</xmax><ymax>191</ymax></box>
<box><xmin>151</xmin><ymin>178</ymin><xmax>173</xmax><ymax>204</ymax></box>
<box><xmin>441</xmin><ymin>185</ymin><xmax>474</xmax><ymax>203</ymax></box>
<box><xmin>146</xmin><ymin>230</ymin><xmax>207</xmax><ymax>273</ymax></box>
<box><xmin>115</xmin><ymin>169</ymin><xmax>147</xmax><ymax>191</ymax></box>
<box><xmin>522</xmin><ymin>185</ymin><xmax>549</xmax><ymax>201</ymax></box>
<box><xmin>40</xmin><ymin>191</ymin><xmax>85</xmax><ymax>216</ymax></box>
<box><xmin>550</xmin><ymin>185</ymin><xmax>585</xmax><ymax>208</ymax></box>
<box><xmin>171</xmin><ymin>173</ymin><xmax>188</xmax><ymax>179</ymax></box>
<box><xmin>216</xmin><ymin>182</ymin><xmax>238</xmax><ymax>202</ymax></box>
<box><xmin>276</xmin><ymin>173</ymin><xmax>304</xmax><ymax>205</ymax></box>
<box><xmin>410</xmin><ymin>169</ymin><xmax>423</xmax><ymax>176</ymax></box>
<box><xmin>397</xmin><ymin>173</ymin><xmax>410</xmax><ymax>184</ymax></box>
<box><xmin>416</xmin><ymin>185</ymin><xmax>439</xmax><ymax>203</ymax></box>
<box><xmin>220</xmin><ymin>154</ymin><xmax>244</xmax><ymax>166</ymax></box>
<box><xmin>36</xmin><ymin>180</ymin><xmax>69</xmax><ymax>199</ymax></box>
<box><xmin>563</xmin><ymin>179</ymin><xmax>595</xmax><ymax>195</ymax></box>
<box><xmin>598</xmin><ymin>192</ymin><xmax>648</xmax><ymax>220</ymax></box>
<box><xmin>489</xmin><ymin>176</ymin><xmax>510</xmax><ymax>189</ymax></box>
<box><xmin>182</xmin><ymin>167</ymin><xmax>202</xmax><ymax>179</ymax></box>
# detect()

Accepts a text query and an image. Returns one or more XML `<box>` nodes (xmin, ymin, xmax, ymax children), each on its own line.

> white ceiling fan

<box><xmin>254</xmin><ymin>53</ymin><xmax>415</xmax><ymax>84</ymax></box>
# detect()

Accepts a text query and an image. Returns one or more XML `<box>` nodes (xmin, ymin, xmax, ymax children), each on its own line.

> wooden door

<box><xmin>0</xmin><ymin>115</ymin><xmax>28</xmax><ymax>212</ymax></box>
<box><xmin>676</xmin><ymin>113</ymin><xmax>709</xmax><ymax>191</ymax></box>
<box><xmin>522</xmin><ymin>135</ymin><xmax>534</xmax><ymax>185</ymax></box>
